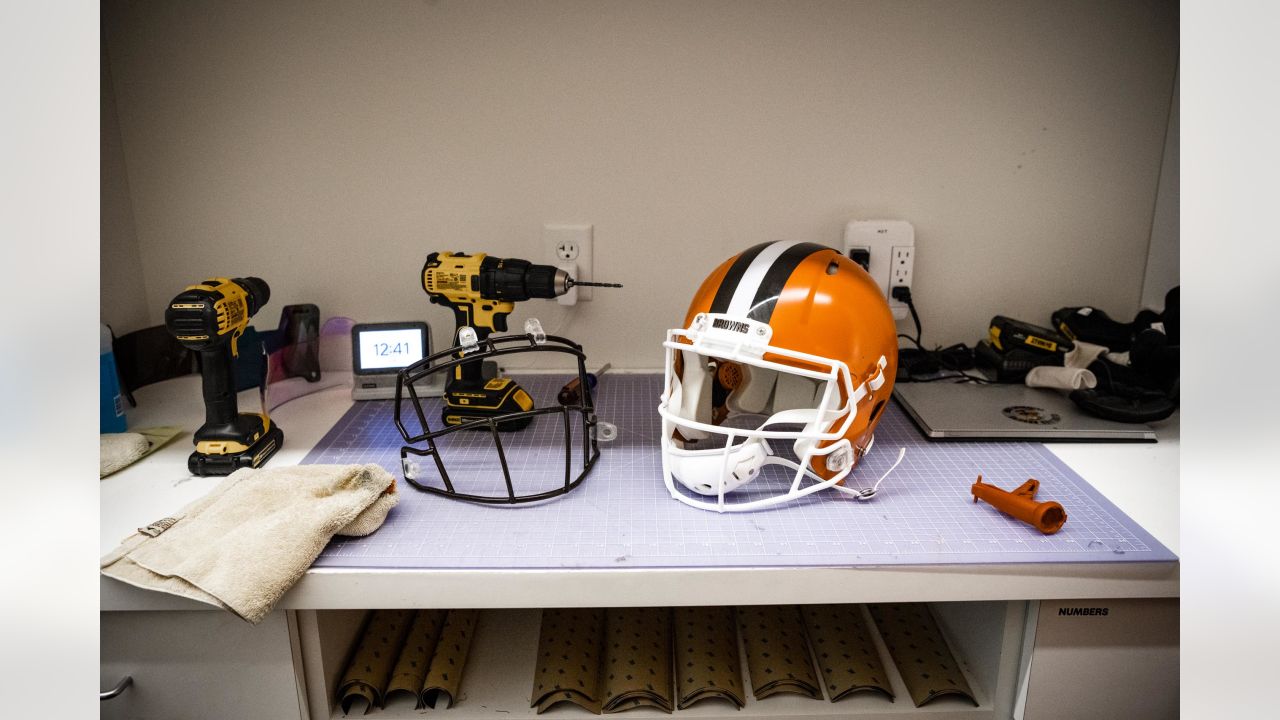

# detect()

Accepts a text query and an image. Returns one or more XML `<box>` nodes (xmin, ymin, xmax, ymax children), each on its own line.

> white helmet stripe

<box><xmin>724</xmin><ymin>240</ymin><xmax>803</xmax><ymax>317</ymax></box>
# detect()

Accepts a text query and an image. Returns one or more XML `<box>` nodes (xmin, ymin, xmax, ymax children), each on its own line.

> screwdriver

<box><xmin>558</xmin><ymin>363</ymin><xmax>611</xmax><ymax>406</ymax></box>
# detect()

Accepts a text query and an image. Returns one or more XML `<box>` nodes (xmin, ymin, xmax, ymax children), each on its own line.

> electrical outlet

<box><xmin>890</xmin><ymin>245</ymin><xmax>914</xmax><ymax>288</ymax></box>
<box><xmin>554</xmin><ymin>240</ymin><xmax>579</xmax><ymax>261</ymax></box>
<box><xmin>544</xmin><ymin>224</ymin><xmax>594</xmax><ymax>300</ymax></box>
<box><xmin>842</xmin><ymin>219</ymin><xmax>915</xmax><ymax>320</ymax></box>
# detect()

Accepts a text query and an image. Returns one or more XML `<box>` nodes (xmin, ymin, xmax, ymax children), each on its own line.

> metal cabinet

<box><xmin>101</xmin><ymin>610</ymin><xmax>305</xmax><ymax>720</ymax></box>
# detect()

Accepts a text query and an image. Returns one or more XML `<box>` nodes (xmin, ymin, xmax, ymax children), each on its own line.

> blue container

<box><xmin>101</xmin><ymin>323</ymin><xmax>127</xmax><ymax>433</ymax></box>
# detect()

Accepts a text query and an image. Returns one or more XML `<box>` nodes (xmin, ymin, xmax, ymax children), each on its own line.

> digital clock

<box><xmin>352</xmin><ymin>322</ymin><xmax>429</xmax><ymax>373</ymax></box>
<box><xmin>372</xmin><ymin>341</ymin><xmax>413</xmax><ymax>358</ymax></box>
<box><xmin>350</xmin><ymin>321</ymin><xmax>443</xmax><ymax>401</ymax></box>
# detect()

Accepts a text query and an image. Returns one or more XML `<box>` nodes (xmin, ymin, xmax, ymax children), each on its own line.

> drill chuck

<box><xmin>477</xmin><ymin>257</ymin><xmax>566</xmax><ymax>301</ymax></box>
<box><xmin>236</xmin><ymin>276</ymin><xmax>271</xmax><ymax>314</ymax></box>
<box><xmin>475</xmin><ymin>257</ymin><xmax>622</xmax><ymax>300</ymax></box>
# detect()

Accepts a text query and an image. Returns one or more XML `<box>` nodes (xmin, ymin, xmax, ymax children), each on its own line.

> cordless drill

<box><xmin>165</xmin><ymin>277</ymin><xmax>283</xmax><ymax>475</ymax></box>
<box><xmin>422</xmin><ymin>252</ymin><xmax>621</xmax><ymax>430</ymax></box>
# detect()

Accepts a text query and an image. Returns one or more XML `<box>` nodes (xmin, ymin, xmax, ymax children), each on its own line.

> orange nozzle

<box><xmin>971</xmin><ymin>475</ymin><xmax>1067</xmax><ymax>535</ymax></box>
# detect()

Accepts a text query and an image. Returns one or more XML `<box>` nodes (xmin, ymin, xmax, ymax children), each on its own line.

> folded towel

<box><xmin>1023</xmin><ymin>340</ymin><xmax>1106</xmax><ymax>392</ymax></box>
<box><xmin>100</xmin><ymin>426</ymin><xmax>184</xmax><ymax>478</ymax></box>
<box><xmin>101</xmin><ymin>463</ymin><xmax>397</xmax><ymax>623</ymax></box>
<box><xmin>100</xmin><ymin>433</ymin><xmax>149</xmax><ymax>477</ymax></box>
<box><xmin>1025</xmin><ymin>366</ymin><xmax>1097</xmax><ymax>391</ymax></box>
<box><xmin>1064</xmin><ymin>340</ymin><xmax>1109</xmax><ymax>369</ymax></box>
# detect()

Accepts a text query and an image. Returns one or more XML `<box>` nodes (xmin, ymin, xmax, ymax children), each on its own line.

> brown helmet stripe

<box><xmin>745</xmin><ymin>242</ymin><xmax>830</xmax><ymax>323</ymax></box>
<box><xmin>708</xmin><ymin>242</ymin><xmax>771</xmax><ymax>314</ymax></box>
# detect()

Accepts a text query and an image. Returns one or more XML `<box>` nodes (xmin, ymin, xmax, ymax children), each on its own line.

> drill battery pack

<box><xmin>442</xmin><ymin>376</ymin><xmax>536</xmax><ymax>431</ymax></box>
<box><xmin>988</xmin><ymin>316</ymin><xmax>1074</xmax><ymax>357</ymax></box>
<box><xmin>188</xmin><ymin>422</ymin><xmax>283</xmax><ymax>476</ymax></box>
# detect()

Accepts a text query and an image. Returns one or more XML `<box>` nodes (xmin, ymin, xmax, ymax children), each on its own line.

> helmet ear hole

<box><xmin>869</xmin><ymin>399</ymin><xmax>886</xmax><ymax>424</ymax></box>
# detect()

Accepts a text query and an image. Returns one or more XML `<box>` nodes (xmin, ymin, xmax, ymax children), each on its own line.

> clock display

<box><xmin>357</xmin><ymin>328</ymin><xmax>426</xmax><ymax>371</ymax></box>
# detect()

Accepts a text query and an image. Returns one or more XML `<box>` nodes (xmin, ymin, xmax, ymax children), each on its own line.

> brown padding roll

<box><xmin>674</xmin><ymin>606</ymin><xmax>745</xmax><ymax>710</ymax></box>
<box><xmin>601</xmin><ymin>607</ymin><xmax>674</xmax><ymax>713</ymax></box>
<box><xmin>337</xmin><ymin>609</ymin><xmax>415</xmax><ymax>714</ymax></box>
<box><xmin>737</xmin><ymin>605</ymin><xmax>822</xmax><ymax>700</ymax></box>
<box><xmin>421</xmin><ymin>609</ymin><xmax>480</xmax><ymax>709</ymax></box>
<box><xmin>868</xmin><ymin>603</ymin><xmax>978</xmax><ymax>708</ymax></box>
<box><xmin>385</xmin><ymin>609</ymin><xmax>447</xmax><ymax>707</ymax></box>
<box><xmin>800</xmin><ymin>604</ymin><xmax>895</xmax><ymax>702</ymax></box>
<box><xmin>531</xmin><ymin>608</ymin><xmax>606</xmax><ymax>714</ymax></box>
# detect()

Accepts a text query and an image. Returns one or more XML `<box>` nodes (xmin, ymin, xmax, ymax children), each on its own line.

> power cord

<box><xmin>891</xmin><ymin>286</ymin><xmax>991</xmax><ymax>384</ymax></box>
<box><xmin>894</xmin><ymin>286</ymin><xmax>923</xmax><ymax>347</ymax></box>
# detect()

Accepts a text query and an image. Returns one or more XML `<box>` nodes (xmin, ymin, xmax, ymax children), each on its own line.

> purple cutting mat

<box><xmin>303</xmin><ymin>374</ymin><xmax>1175</xmax><ymax>568</ymax></box>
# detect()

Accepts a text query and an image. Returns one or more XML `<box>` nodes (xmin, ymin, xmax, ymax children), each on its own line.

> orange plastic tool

<box><xmin>971</xmin><ymin>475</ymin><xmax>1067</xmax><ymax>534</ymax></box>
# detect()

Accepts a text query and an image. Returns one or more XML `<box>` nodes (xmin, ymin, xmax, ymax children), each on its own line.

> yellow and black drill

<box><xmin>165</xmin><ymin>277</ymin><xmax>283</xmax><ymax>475</ymax></box>
<box><xmin>422</xmin><ymin>252</ymin><xmax>621</xmax><ymax>430</ymax></box>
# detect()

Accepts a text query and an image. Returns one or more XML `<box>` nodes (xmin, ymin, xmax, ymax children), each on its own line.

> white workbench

<box><xmin>100</xmin><ymin>373</ymin><xmax>1178</xmax><ymax>612</ymax></box>
<box><xmin>99</xmin><ymin>373</ymin><xmax>1178</xmax><ymax>720</ymax></box>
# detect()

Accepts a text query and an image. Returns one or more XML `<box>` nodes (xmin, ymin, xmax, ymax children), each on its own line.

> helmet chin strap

<box><xmin>833</xmin><ymin>445</ymin><xmax>907</xmax><ymax>501</ymax></box>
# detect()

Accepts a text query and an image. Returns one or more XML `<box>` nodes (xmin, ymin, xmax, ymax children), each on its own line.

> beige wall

<box><xmin>100</xmin><ymin>37</ymin><xmax>150</xmax><ymax>336</ymax></box>
<box><xmin>1143</xmin><ymin>67</ymin><xmax>1179</xmax><ymax>311</ymax></box>
<box><xmin>102</xmin><ymin>0</ymin><xmax>1177</xmax><ymax>369</ymax></box>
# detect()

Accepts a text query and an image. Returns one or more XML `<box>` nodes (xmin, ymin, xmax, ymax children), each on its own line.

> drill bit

<box><xmin>568</xmin><ymin>279</ymin><xmax>624</xmax><ymax>288</ymax></box>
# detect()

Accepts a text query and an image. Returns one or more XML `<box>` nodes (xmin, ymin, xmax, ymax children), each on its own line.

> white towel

<box><xmin>1064</xmin><ymin>341</ymin><xmax>1109</xmax><ymax>369</ymax></box>
<box><xmin>100</xmin><ymin>426</ymin><xmax>184</xmax><ymax>478</ymax></box>
<box><xmin>1025</xmin><ymin>366</ymin><xmax>1097</xmax><ymax>391</ymax></box>
<box><xmin>101</xmin><ymin>463</ymin><xmax>397</xmax><ymax>623</ymax></box>
<box><xmin>100</xmin><ymin>433</ymin><xmax>149</xmax><ymax>477</ymax></box>
<box><xmin>1024</xmin><ymin>340</ymin><xmax>1107</xmax><ymax>392</ymax></box>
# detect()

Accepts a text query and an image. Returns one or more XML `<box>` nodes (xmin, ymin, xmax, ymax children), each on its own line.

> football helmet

<box><xmin>658</xmin><ymin>240</ymin><xmax>898</xmax><ymax>511</ymax></box>
<box><xmin>395</xmin><ymin>325</ymin><xmax>600</xmax><ymax>504</ymax></box>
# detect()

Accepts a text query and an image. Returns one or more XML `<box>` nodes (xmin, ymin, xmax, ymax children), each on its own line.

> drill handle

<box><xmin>441</xmin><ymin>304</ymin><xmax>495</xmax><ymax>340</ymax></box>
<box><xmin>199</xmin><ymin>346</ymin><xmax>239</xmax><ymax>427</ymax></box>
<box><xmin>432</xmin><ymin>293</ymin><xmax>513</xmax><ymax>336</ymax></box>
<box><xmin>443</xmin><ymin>304</ymin><xmax>503</xmax><ymax>384</ymax></box>
<box><xmin>465</xmin><ymin>303</ymin><xmax>510</xmax><ymax>334</ymax></box>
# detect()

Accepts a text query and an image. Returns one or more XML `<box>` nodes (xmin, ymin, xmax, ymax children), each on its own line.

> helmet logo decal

<box><xmin>711</xmin><ymin>318</ymin><xmax>751</xmax><ymax>333</ymax></box>
<box><xmin>1001</xmin><ymin>405</ymin><xmax>1061</xmax><ymax>425</ymax></box>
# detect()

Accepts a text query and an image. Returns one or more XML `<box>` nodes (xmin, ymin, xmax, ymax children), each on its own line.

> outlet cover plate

<box><xmin>843</xmin><ymin>219</ymin><xmax>915</xmax><ymax>320</ymax></box>
<box><xmin>544</xmin><ymin>224</ymin><xmax>594</xmax><ymax>301</ymax></box>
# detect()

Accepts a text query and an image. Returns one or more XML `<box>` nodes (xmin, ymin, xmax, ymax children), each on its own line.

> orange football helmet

<box><xmin>658</xmin><ymin>241</ymin><xmax>898</xmax><ymax>511</ymax></box>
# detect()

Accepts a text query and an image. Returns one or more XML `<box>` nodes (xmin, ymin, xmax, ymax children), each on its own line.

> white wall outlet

<box><xmin>890</xmin><ymin>245</ymin><xmax>914</xmax><ymax>289</ymax></box>
<box><xmin>544</xmin><ymin>224</ymin><xmax>594</xmax><ymax>300</ymax></box>
<box><xmin>842</xmin><ymin>219</ymin><xmax>915</xmax><ymax>320</ymax></box>
<box><xmin>554</xmin><ymin>240</ymin><xmax>579</xmax><ymax>261</ymax></box>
